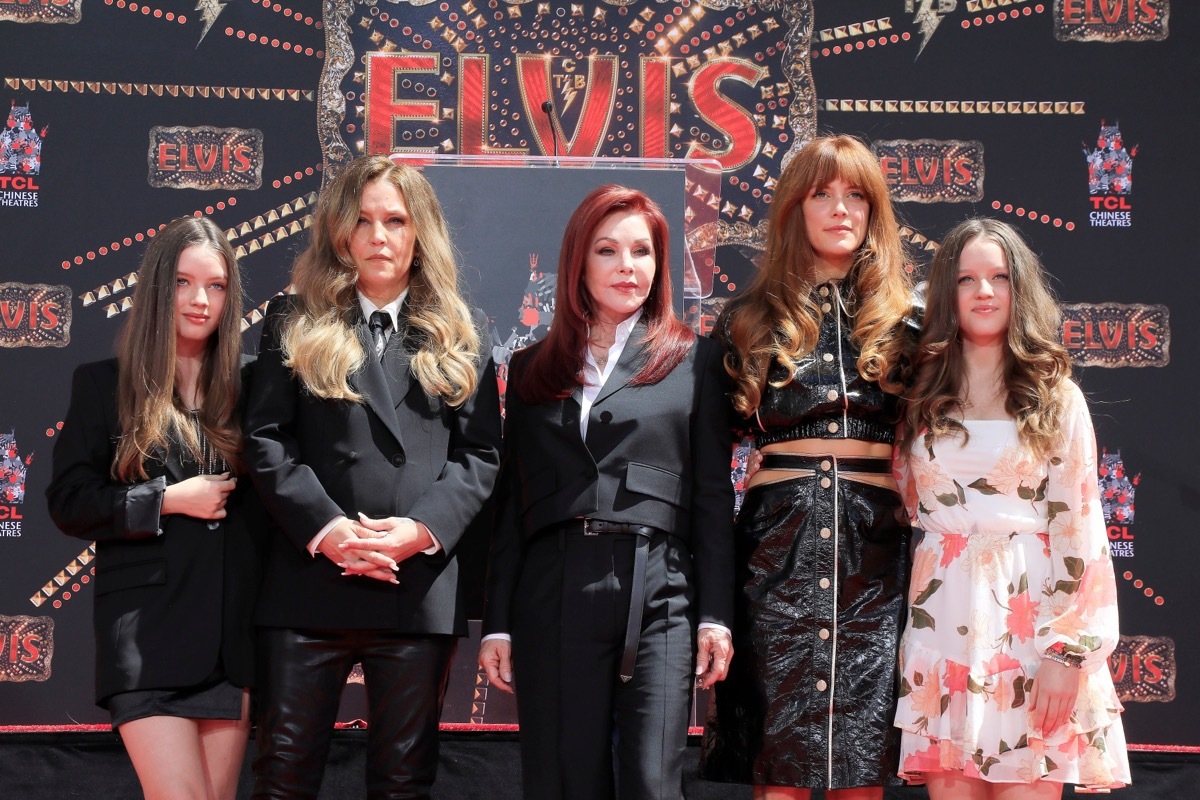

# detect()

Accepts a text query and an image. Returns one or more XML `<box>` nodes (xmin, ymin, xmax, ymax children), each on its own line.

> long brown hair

<box><xmin>720</xmin><ymin>134</ymin><xmax>913</xmax><ymax>416</ymax></box>
<box><xmin>516</xmin><ymin>184</ymin><xmax>694</xmax><ymax>404</ymax></box>
<box><xmin>283</xmin><ymin>155</ymin><xmax>480</xmax><ymax>406</ymax></box>
<box><xmin>899</xmin><ymin>218</ymin><xmax>1073</xmax><ymax>461</ymax></box>
<box><xmin>114</xmin><ymin>216</ymin><xmax>244</xmax><ymax>481</ymax></box>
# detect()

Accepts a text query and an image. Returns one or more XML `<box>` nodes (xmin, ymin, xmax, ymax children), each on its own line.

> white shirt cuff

<box><xmin>418</xmin><ymin>521</ymin><xmax>442</xmax><ymax>555</ymax></box>
<box><xmin>308</xmin><ymin>515</ymin><xmax>346</xmax><ymax>556</ymax></box>
<box><xmin>481</xmin><ymin>633</ymin><xmax>512</xmax><ymax>643</ymax></box>
<box><xmin>697</xmin><ymin>622</ymin><xmax>731</xmax><ymax>637</ymax></box>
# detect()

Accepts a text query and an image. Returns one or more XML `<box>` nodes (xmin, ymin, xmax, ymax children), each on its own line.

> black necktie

<box><xmin>368</xmin><ymin>311</ymin><xmax>391</xmax><ymax>360</ymax></box>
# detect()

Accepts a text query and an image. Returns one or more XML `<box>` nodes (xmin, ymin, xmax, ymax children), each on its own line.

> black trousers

<box><xmin>511</xmin><ymin>530</ymin><xmax>695</xmax><ymax>800</ymax></box>
<box><xmin>252</xmin><ymin>627</ymin><xmax>456</xmax><ymax>800</ymax></box>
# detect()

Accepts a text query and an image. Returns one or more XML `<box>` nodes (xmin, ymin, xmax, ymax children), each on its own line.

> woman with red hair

<box><xmin>479</xmin><ymin>184</ymin><xmax>736</xmax><ymax>800</ymax></box>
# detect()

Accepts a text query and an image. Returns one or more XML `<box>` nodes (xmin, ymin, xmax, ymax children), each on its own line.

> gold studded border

<box><xmin>2</xmin><ymin>77</ymin><xmax>314</xmax><ymax>101</ymax></box>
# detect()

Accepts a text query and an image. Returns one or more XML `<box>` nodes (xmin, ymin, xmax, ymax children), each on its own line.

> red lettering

<box><xmin>0</xmin><ymin>175</ymin><xmax>39</xmax><ymax>190</ymax></box>
<box><xmin>1098</xmin><ymin>321</ymin><xmax>1122</xmax><ymax>349</ymax></box>
<box><xmin>157</xmin><ymin>143</ymin><xmax>177</xmax><ymax>170</ymax></box>
<box><xmin>954</xmin><ymin>158</ymin><xmax>973</xmax><ymax>185</ymax></box>
<box><xmin>20</xmin><ymin>634</ymin><xmax>40</xmax><ymax>664</ymax></box>
<box><xmin>517</xmin><ymin>54</ymin><xmax>617</xmax><ymax>158</ymax></box>
<box><xmin>194</xmin><ymin>144</ymin><xmax>219</xmax><ymax>172</ymax></box>
<box><xmin>879</xmin><ymin>156</ymin><xmax>899</xmax><ymax>182</ymax></box>
<box><xmin>178</xmin><ymin>142</ymin><xmax>196</xmax><ymax>172</ymax></box>
<box><xmin>0</xmin><ymin>301</ymin><xmax>25</xmax><ymax>328</ymax></box>
<box><xmin>915</xmin><ymin>158</ymin><xmax>939</xmax><ymax>185</ymax></box>
<box><xmin>1105</xmin><ymin>525</ymin><xmax>1133</xmax><ymax>540</ymax></box>
<box><xmin>457</xmin><ymin>55</ymin><xmax>522</xmax><ymax>156</ymax></box>
<box><xmin>40</xmin><ymin>302</ymin><xmax>58</xmax><ymax>329</ymax></box>
<box><xmin>639</xmin><ymin>57</ymin><xmax>670</xmax><ymax>159</ymax></box>
<box><xmin>1137</xmin><ymin>321</ymin><xmax>1158</xmax><ymax>349</ymax></box>
<box><xmin>1143</xmin><ymin>653</ymin><xmax>1164</xmax><ymax>683</ymax></box>
<box><xmin>1082</xmin><ymin>321</ymin><xmax>1105</xmax><ymax>349</ymax></box>
<box><xmin>364</xmin><ymin>52</ymin><xmax>441</xmax><ymax>155</ymax></box>
<box><xmin>1108</xmin><ymin>653</ymin><xmax>1127</xmax><ymax>682</ymax></box>
<box><xmin>1068</xmin><ymin>1</ymin><xmax>1160</xmax><ymax>26</ymax></box>
<box><xmin>685</xmin><ymin>58</ymin><xmax>765</xmax><ymax>170</ymax></box>
<box><xmin>1062</xmin><ymin>320</ymin><xmax>1083</xmax><ymax>348</ymax></box>
<box><xmin>0</xmin><ymin>507</ymin><xmax>22</xmax><ymax>520</ymax></box>
<box><xmin>232</xmin><ymin>145</ymin><xmax>252</xmax><ymax>173</ymax></box>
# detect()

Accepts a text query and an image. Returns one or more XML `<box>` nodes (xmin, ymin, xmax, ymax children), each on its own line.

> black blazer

<box><xmin>243</xmin><ymin>295</ymin><xmax>502</xmax><ymax>635</ymax></box>
<box><xmin>483</xmin><ymin>324</ymin><xmax>735</xmax><ymax>635</ymax></box>
<box><xmin>45</xmin><ymin>358</ymin><xmax>269</xmax><ymax>707</ymax></box>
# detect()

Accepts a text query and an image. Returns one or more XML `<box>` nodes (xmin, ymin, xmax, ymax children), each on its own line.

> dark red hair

<box><xmin>517</xmin><ymin>184</ymin><xmax>694</xmax><ymax>404</ymax></box>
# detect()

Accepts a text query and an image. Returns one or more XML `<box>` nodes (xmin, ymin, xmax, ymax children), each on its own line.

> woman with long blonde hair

<box><xmin>244</xmin><ymin>155</ymin><xmax>501</xmax><ymax>798</ymax></box>
<box><xmin>892</xmin><ymin>218</ymin><xmax>1130</xmax><ymax>798</ymax></box>
<box><xmin>48</xmin><ymin>215</ymin><xmax>265</xmax><ymax>800</ymax></box>
<box><xmin>702</xmin><ymin>134</ymin><xmax>918</xmax><ymax>799</ymax></box>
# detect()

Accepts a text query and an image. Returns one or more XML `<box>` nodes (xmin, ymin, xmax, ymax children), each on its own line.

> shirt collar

<box><xmin>357</xmin><ymin>289</ymin><xmax>408</xmax><ymax>332</ymax></box>
<box><xmin>594</xmin><ymin>306</ymin><xmax>644</xmax><ymax>347</ymax></box>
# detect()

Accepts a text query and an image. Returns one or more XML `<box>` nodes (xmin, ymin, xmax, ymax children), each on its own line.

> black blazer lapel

<box><xmin>159</xmin><ymin>442</ymin><xmax>189</xmax><ymax>484</ymax></box>
<box><xmin>347</xmin><ymin>314</ymin><xmax>407</xmax><ymax>450</ymax></box>
<box><xmin>591</xmin><ymin>318</ymin><xmax>648</xmax><ymax>407</ymax></box>
<box><xmin>385</xmin><ymin>310</ymin><xmax>420</xmax><ymax>409</ymax></box>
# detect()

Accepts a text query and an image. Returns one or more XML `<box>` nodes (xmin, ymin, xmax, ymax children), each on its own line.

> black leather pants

<box><xmin>252</xmin><ymin>627</ymin><xmax>456</xmax><ymax>799</ymax></box>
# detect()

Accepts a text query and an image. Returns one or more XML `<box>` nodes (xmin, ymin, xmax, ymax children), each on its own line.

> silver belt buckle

<box><xmin>582</xmin><ymin>519</ymin><xmax>599</xmax><ymax>536</ymax></box>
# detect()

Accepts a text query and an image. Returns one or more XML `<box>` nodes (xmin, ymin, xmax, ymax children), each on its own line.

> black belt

<box><xmin>546</xmin><ymin>519</ymin><xmax>662</xmax><ymax>683</ymax></box>
<box><xmin>760</xmin><ymin>453</ymin><xmax>891</xmax><ymax>473</ymax></box>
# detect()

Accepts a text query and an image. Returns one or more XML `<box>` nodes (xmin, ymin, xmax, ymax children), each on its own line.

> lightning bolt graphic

<box><xmin>908</xmin><ymin>0</ymin><xmax>958</xmax><ymax>59</ymax></box>
<box><xmin>196</xmin><ymin>0</ymin><xmax>228</xmax><ymax>48</ymax></box>
<box><xmin>559</xmin><ymin>83</ymin><xmax>578</xmax><ymax>114</ymax></box>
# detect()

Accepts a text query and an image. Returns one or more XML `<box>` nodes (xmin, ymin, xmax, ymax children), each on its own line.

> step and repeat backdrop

<box><xmin>1</xmin><ymin>0</ymin><xmax>1195</xmax><ymax>747</ymax></box>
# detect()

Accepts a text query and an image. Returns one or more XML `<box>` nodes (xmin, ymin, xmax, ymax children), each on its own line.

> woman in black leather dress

<box><xmin>702</xmin><ymin>135</ymin><xmax>918</xmax><ymax>800</ymax></box>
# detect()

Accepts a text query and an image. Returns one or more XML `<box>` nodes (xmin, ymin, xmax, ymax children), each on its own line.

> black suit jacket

<box><xmin>483</xmin><ymin>325</ymin><xmax>735</xmax><ymax>635</ymax></box>
<box><xmin>45</xmin><ymin>358</ymin><xmax>270</xmax><ymax>707</ymax></box>
<box><xmin>244</xmin><ymin>295</ymin><xmax>502</xmax><ymax>635</ymax></box>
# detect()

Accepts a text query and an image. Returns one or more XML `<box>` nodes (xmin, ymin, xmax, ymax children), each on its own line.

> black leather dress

<box><xmin>702</xmin><ymin>281</ymin><xmax>916</xmax><ymax>789</ymax></box>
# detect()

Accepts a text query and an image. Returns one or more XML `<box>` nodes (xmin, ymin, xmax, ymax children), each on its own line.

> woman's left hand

<box><xmin>338</xmin><ymin>513</ymin><xmax>435</xmax><ymax>577</ymax></box>
<box><xmin>1029</xmin><ymin>657</ymin><xmax>1082</xmax><ymax>737</ymax></box>
<box><xmin>695</xmin><ymin>628</ymin><xmax>734</xmax><ymax>689</ymax></box>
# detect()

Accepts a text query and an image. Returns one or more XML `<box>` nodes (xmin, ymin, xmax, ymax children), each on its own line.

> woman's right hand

<box><xmin>744</xmin><ymin>448</ymin><xmax>763</xmax><ymax>480</ymax></box>
<box><xmin>162</xmin><ymin>473</ymin><xmax>236</xmax><ymax>520</ymax></box>
<box><xmin>478</xmin><ymin>638</ymin><xmax>514</xmax><ymax>693</ymax></box>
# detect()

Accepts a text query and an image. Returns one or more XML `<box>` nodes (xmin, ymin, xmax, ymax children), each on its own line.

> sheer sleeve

<box><xmin>1034</xmin><ymin>380</ymin><xmax>1120</xmax><ymax>673</ymax></box>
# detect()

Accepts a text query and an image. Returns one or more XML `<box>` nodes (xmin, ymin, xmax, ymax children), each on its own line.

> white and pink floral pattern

<box><xmin>892</xmin><ymin>381</ymin><xmax>1130</xmax><ymax>789</ymax></box>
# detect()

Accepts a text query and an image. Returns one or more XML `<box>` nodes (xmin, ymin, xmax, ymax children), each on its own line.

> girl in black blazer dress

<box><xmin>47</xmin><ymin>216</ymin><xmax>267</xmax><ymax>800</ymax></box>
<box><xmin>478</xmin><ymin>185</ymin><xmax>736</xmax><ymax>800</ymax></box>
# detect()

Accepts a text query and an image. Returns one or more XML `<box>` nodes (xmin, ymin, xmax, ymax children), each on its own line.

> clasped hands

<box><xmin>317</xmin><ymin>513</ymin><xmax>434</xmax><ymax>584</ymax></box>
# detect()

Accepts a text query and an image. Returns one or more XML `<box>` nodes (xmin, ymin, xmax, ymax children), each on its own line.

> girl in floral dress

<box><xmin>892</xmin><ymin>218</ymin><xmax>1130</xmax><ymax>798</ymax></box>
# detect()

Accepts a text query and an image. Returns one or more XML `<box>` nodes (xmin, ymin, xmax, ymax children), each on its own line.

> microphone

<box><xmin>541</xmin><ymin>99</ymin><xmax>559</xmax><ymax>161</ymax></box>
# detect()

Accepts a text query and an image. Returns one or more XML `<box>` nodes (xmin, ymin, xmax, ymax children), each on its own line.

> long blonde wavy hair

<box><xmin>114</xmin><ymin>216</ymin><xmax>244</xmax><ymax>481</ymax></box>
<box><xmin>720</xmin><ymin>134</ymin><xmax>913</xmax><ymax>416</ymax></box>
<box><xmin>282</xmin><ymin>156</ymin><xmax>480</xmax><ymax>406</ymax></box>
<box><xmin>898</xmin><ymin>218</ymin><xmax>1073</xmax><ymax>462</ymax></box>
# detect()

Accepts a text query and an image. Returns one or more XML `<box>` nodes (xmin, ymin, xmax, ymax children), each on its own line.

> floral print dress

<box><xmin>892</xmin><ymin>381</ymin><xmax>1130</xmax><ymax>789</ymax></box>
